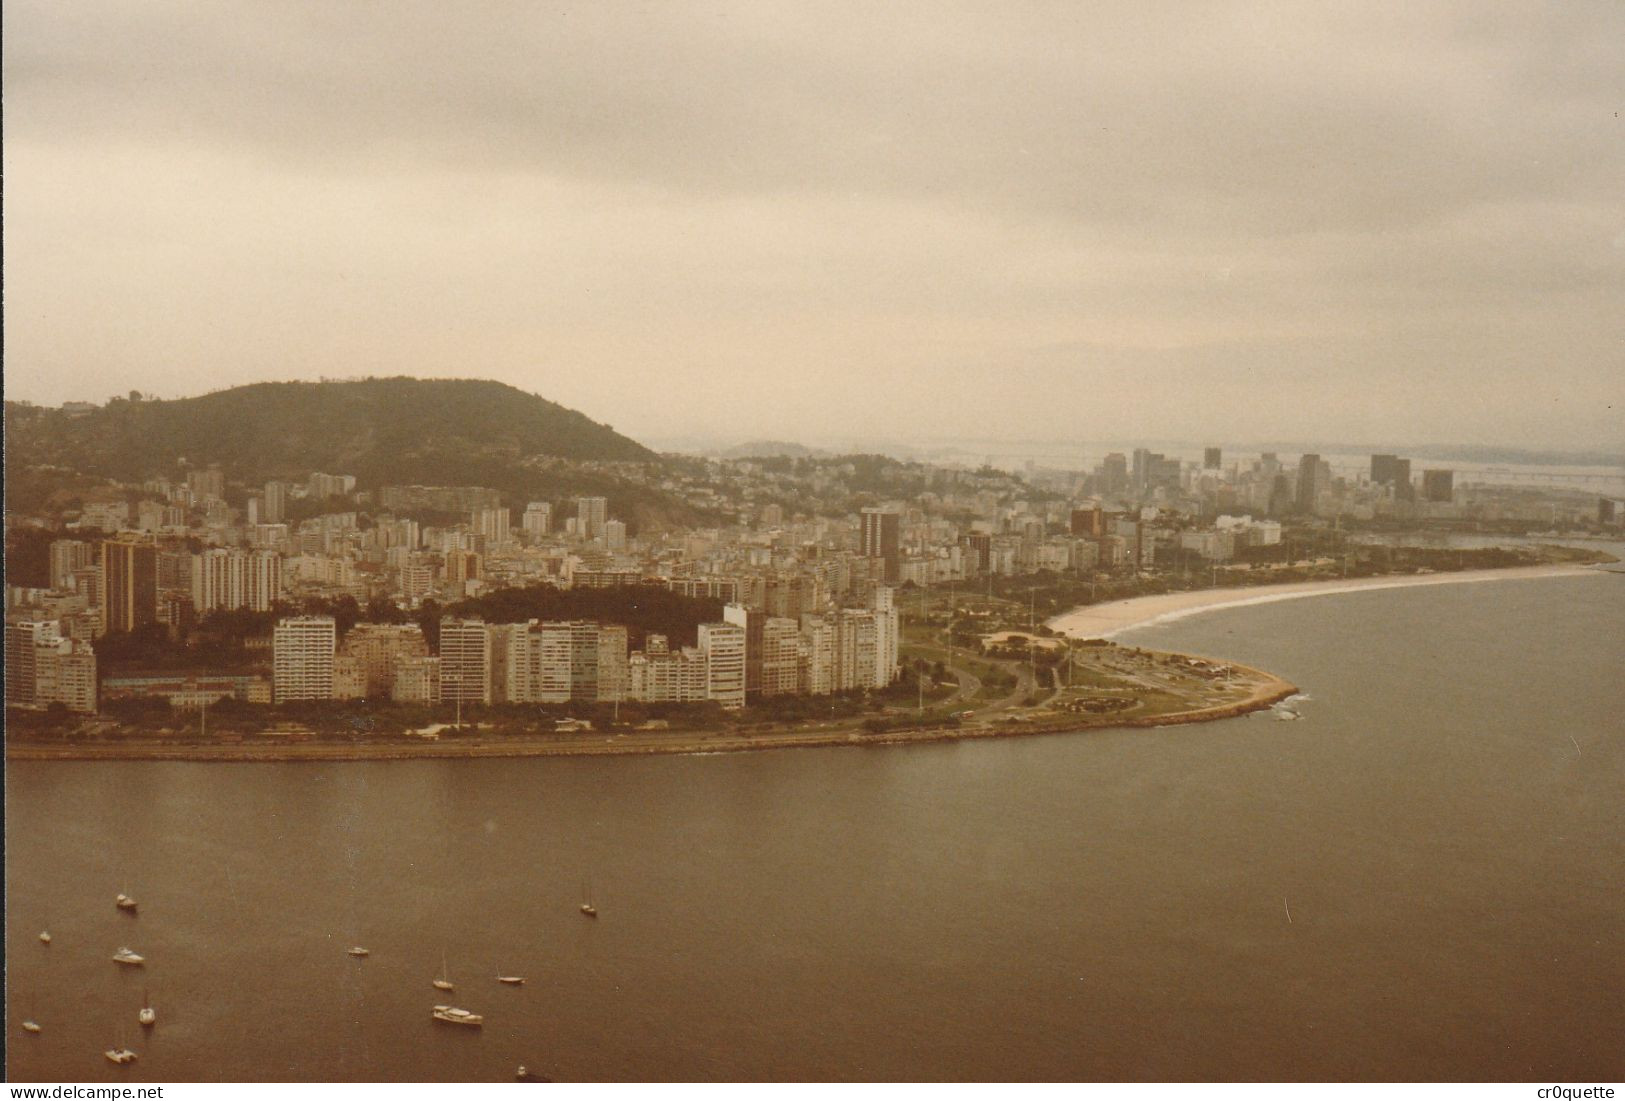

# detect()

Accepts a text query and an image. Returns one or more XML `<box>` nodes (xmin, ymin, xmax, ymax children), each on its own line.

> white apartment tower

<box><xmin>471</xmin><ymin>507</ymin><xmax>511</xmax><ymax>547</ymax></box>
<box><xmin>273</xmin><ymin>616</ymin><xmax>336</xmax><ymax>702</ymax></box>
<box><xmin>871</xmin><ymin>586</ymin><xmax>900</xmax><ymax>688</ymax></box>
<box><xmin>193</xmin><ymin>548</ymin><xmax>245</xmax><ymax>613</ymax></box>
<box><xmin>35</xmin><ymin>636</ymin><xmax>98</xmax><ymax>713</ymax></box>
<box><xmin>760</xmin><ymin>617</ymin><xmax>801</xmax><ymax>697</ymax></box>
<box><xmin>194</xmin><ymin>549</ymin><xmax>284</xmax><ymax>613</ymax></box>
<box><xmin>698</xmin><ymin>622</ymin><xmax>747</xmax><ymax>710</ymax></box>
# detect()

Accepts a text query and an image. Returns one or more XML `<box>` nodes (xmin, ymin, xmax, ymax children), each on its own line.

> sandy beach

<box><xmin>1047</xmin><ymin>563</ymin><xmax>1610</xmax><ymax>640</ymax></box>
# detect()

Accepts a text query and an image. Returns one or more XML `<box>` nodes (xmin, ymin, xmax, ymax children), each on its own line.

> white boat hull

<box><xmin>432</xmin><ymin>1006</ymin><xmax>483</xmax><ymax>1026</ymax></box>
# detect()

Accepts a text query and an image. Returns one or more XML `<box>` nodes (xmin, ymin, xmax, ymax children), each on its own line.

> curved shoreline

<box><xmin>5</xmin><ymin>651</ymin><xmax>1297</xmax><ymax>763</ymax></box>
<box><xmin>11</xmin><ymin>566</ymin><xmax>1605</xmax><ymax>765</ymax></box>
<box><xmin>1046</xmin><ymin>563</ymin><xmax>1607</xmax><ymax>640</ymax></box>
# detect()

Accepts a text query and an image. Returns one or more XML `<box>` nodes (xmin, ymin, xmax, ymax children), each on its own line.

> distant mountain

<box><xmin>719</xmin><ymin>439</ymin><xmax>822</xmax><ymax>460</ymax></box>
<box><xmin>6</xmin><ymin>378</ymin><xmax>654</xmax><ymax>482</ymax></box>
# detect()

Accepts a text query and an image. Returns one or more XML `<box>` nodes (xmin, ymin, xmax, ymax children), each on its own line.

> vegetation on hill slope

<box><xmin>5</xmin><ymin>377</ymin><xmax>655</xmax><ymax>484</ymax></box>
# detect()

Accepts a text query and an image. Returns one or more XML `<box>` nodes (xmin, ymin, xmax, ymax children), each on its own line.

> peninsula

<box><xmin>7</xmin><ymin>381</ymin><xmax>1620</xmax><ymax>762</ymax></box>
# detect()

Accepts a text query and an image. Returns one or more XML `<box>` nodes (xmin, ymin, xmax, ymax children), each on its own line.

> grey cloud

<box><xmin>3</xmin><ymin>1</ymin><xmax>1621</xmax><ymax>450</ymax></box>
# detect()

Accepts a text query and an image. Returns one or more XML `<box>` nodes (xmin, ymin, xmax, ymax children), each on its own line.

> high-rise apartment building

<box><xmin>508</xmin><ymin>621</ymin><xmax>602</xmax><ymax>703</ymax></box>
<box><xmin>49</xmin><ymin>540</ymin><xmax>95</xmax><ymax>590</ymax></box>
<box><xmin>192</xmin><ymin>548</ymin><xmax>245</xmax><ymax>614</ymax></box>
<box><xmin>760</xmin><ymin>617</ymin><xmax>801</xmax><ymax>697</ymax></box>
<box><xmin>6</xmin><ymin>621</ymin><xmax>56</xmax><ymax>707</ymax></box>
<box><xmin>597</xmin><ymin>626</ymin><xmax>628</xmax><ymax>702</ymax></box>
<box><xmin>192</xmin><ymin>549</ymin><xmax>284</xmax><ymax>613</ymax></box>
<box><xmin>273</xmin><ymin>615</ymin><xmax>336</xmax><ymax>702</ymax></box>
<box><xmin>521</xmin><ymin>502</ymin><xmax>552</xmax><ymax>538</ymax></box>
<box><xmin>263</xmin><ymin>481</ymin><xmax>288</xmax><ymax>523</ymax></box>
<box><xmin>860</xmin><ymin>507</ymin><xmax>901</xmax><ymax>584</ymax></box>
<box><xmin>471</xmin><ymin>507</ymin><xmax>511</xmax><ymax>546</ymax></box>
<box><xmin>307</xmin><ymin>472</ymin><xmax>355</xmax><ymax>499</ymax></box>
<box><xmin>871</xmin><ymin>587</ymin><xmax>900</xmax><ymax>689</ymax></box>
<box><xmin>1101</xmin><ymin>453</ymin><xmax>1129</xmax><ymax>494</ymax></box>
<box><xmin>100</xmin><ymin>538</ymin><xmax>158</xmax><ymax>635</ymax></box>
<box><xmin>723</xmin><ymin>604</ymin><xmax>764</xmax><ymax>699</ymax></box>
<box><xmin>35</xmin><ymin>636</ymin><xmax>98</xmax><ymax>713</ymax></box>
<box><xmin>439</xmin><ymin>618</ymin><xmax>492</xmax><ymax>705</ymax></box>
<box><xmin>698</xmin><ymin>622</ymin><xmax>747</xmax><ymax>709</ymax></box>
<box><xmin>1422</xmin><ymin>469</ymin><xmax>1455</xmax><ymax>503</ymax></box>
<box><xmin>1372</xmin><ymin>455</ymin><xmax>1414</xmax><ymax>499</ymax></box>
<box><xmin>1069</xmin><ymin>507</ymin><xmax>1105</xmax><ymax>537</ymax></box>
<box><xmin>10</xmin><ymin>622</ymin><xmax>98</xmax><ymax>713</ymax></box>
<box><xmin>1295</xmin><ymin>454</ymin><xmax>1322</xmax><ymax>514</ymax></box>
<box><xmin>799</xmin><ymin>618</ymin><xmax>836</xmax><ymax>696</ymax></box>
<box><xmin>577</xmin><ymin>497</ymin><xmax>609</xmax><ymax>541</ymax></box>
<box><xmin>1391</xmin><ymin>458</ymin><xmax>1413</xmax><ymax>500</ymax></box>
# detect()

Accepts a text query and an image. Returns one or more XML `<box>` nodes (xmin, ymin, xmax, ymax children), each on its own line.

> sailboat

<box><xmin>116</xmin><ymin>893</ymin><xmax>139</xmax><ymax>912</ymax></box>
<box><xmin>496</xmin><ymin>974</ymin><xmax>526</xmax><ymax>985</ymax></box>
<box><xmin>38</xmin><ymin>931</ymin><xmax>51</xmax><ymax>945</ymax></box>
<box><xmin>433</xmin><ymin>950</ymin><xmax>454</xmax><ymax>991</ymax></box>
<box><xmin>23</xmin><ymin>994</ymin><xmax>42</xmax><ymax>1033</ymax></box>
<box><xmin>579</xmin><ymin>877</ymin><xmax>598</xmax><ymax>918</ymax></box>
<box><xmin>138</xmin><ymin>990</ymin><xmax>156</xmax><ymax>1027</ymax></box>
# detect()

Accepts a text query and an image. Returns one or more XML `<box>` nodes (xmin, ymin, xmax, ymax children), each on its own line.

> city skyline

<box><xmin>5</xmin><ymin>2</ymin><xmax>1622</xmax><ymax>450</ymax></box>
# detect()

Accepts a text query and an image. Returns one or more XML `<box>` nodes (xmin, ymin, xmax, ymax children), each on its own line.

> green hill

<box><xmin>5</xmin><ymin>377</ymin><xmax>655</xmax><ymax>485</ymax></box>
<box><xmin>3</xmin><ymin>378</ymin><xmax>723</xmax><ymax>530</ymax></box>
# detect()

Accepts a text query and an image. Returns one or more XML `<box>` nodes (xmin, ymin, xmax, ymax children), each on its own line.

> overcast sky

<box><xmin>4</xmin><ymin>2</ymin><xmax>1621</xmax><ymax>451</ymax></box>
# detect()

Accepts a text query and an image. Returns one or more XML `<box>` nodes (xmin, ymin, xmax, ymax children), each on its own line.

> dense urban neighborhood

<box><xmin>5</xmin><ymin>382</ymin><xmax>1619</xmax><ymax>748</ymax></box>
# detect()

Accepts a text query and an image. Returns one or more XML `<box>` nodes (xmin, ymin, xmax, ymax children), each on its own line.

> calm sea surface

<box><xmin>7</xmin><ymin>573</ymin><xmax>1623</xmax><ymax>1081</ymax></box>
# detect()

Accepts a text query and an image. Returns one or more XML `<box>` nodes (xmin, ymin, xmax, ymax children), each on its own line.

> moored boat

<box><xmin>113</xmin><ymin>948</ymin><xmax>145</xmax><ymax>966</ymax></box>
<box><xmin>348</xmin><ymin>946</ymin><xmax>370</xmax><ymax>957</ymax></box>
<box><xmin>39</xmin><ymin>931</ymin><xmax>52</xmax><ymax>944</ymax></box>
<box><xmin>23</xmin><ymin>1020</ymin><xmax>42</xmax><ymax>1034</ymax></box>
<box><xmin>105</xmin><ymin>1048</ymin><xmax>138</xmax><ymax>1065</ymax></box>
<box><xmin>496</xmin><ymin>975</ymin><xmax>526</xmax><ymax>985</ymax></box>
<box><xmin>431</xmin><ymin>1005</ymin><xmax>483</xmax><ymax>1026</ymax></box>
<box><xmin>116</xmin><ymin>894</ymin><xmax>138</xmax><ymax>912</ymax></box>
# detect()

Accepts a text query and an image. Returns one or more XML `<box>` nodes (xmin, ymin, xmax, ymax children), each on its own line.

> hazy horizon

<box><xmin>5</xmin><ymin>2</ymin><xmax>1622</xmax><ymax>450</ymax></box>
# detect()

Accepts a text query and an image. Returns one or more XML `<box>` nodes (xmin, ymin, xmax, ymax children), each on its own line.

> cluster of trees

<box><xmin>91</xmin><ymin>584</ymin><xmax>727</xmax><ymax>674</ymax></box>
<box><xmin>434</xmin><ymin>583</ymin><xmax>722</xmax><ymax>651</ymax></box>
